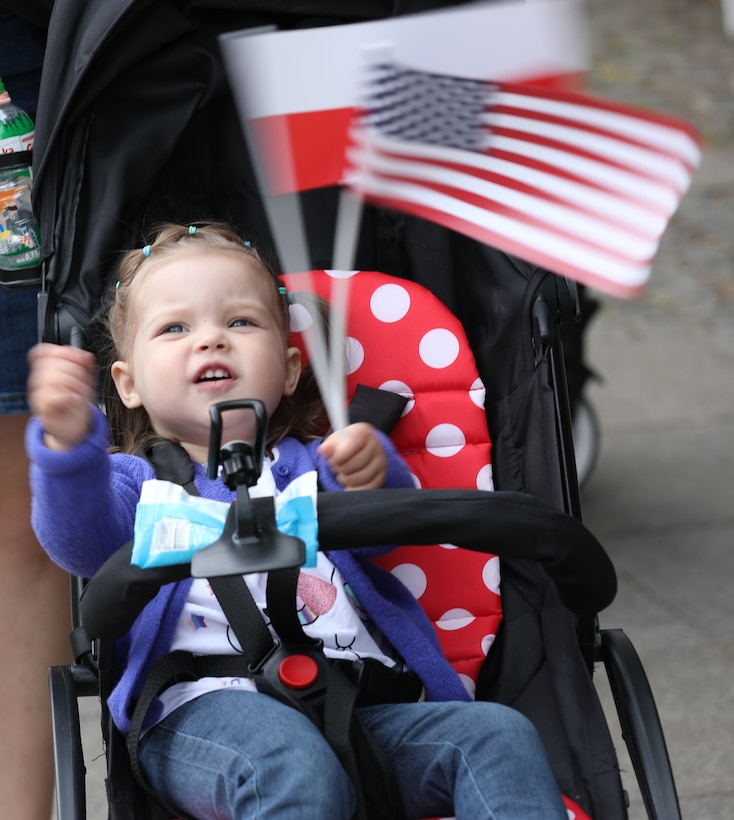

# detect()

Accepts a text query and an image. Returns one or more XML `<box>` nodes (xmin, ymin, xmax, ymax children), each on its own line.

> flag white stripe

<box><xmin>347</xmin><ymin>143</ymin><xmax>659</xmax><ymax>259</ymax></box>
<box><xmin>497</xmin><ymin>91</ymin><xmax>701</xmax><ymax>165</ymax></box>
<box><xmin>485</xmin><ymin>111</ymin><xmax>692</xmax><ymax>193</ymax></box>
<box><xmin>350</xmin><ymin>130</ymin><xmax>668</xmax><ymax>234</ymax></box>
<box><xmin>489</xmin><ymin>135</ymin><xmax>679</xmax><ymax>213</ymax></box>
<box><xmin>352</xmin><ymin>173</ymin><xmax>651</xmax><ymax>288</ymax></box>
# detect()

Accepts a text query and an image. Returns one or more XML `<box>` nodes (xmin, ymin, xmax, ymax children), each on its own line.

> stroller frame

<box><xmin>23</xmin><ymin>1</ymin><xmax>680</xmax><ymax>817</ymax></box>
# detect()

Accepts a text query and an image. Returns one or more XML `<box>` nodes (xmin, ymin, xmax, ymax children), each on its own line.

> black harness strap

<box><xmin>265</xmin><ymin>565</ymin><xmax>321</xmax><ymax>648</ymax></box>
<box><xmin>325</xmin><ymin>664</ymin><xmax>408</xmax><ymax>819</ymax></box>
<box><xmin>208</xmin><ymin>574</ymin><xmax>274</xmax><ymax>664</ymax></box>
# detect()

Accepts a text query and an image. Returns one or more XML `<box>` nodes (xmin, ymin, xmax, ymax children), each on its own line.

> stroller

<box><xmin>28</xmin><ymin>1</ymin><xmax>677</xmax><ymax>817</ymax></box>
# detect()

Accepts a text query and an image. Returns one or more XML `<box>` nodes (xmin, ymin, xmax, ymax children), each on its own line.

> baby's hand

<box><xmin>317</xmin><ymin>422</ymin><xmax>388</xmax><ymax>490</ymax></box>
<box><xmin>27</xmin><ymin>343</ymin><xmax>97</xmax><ymax>451</ymax></box>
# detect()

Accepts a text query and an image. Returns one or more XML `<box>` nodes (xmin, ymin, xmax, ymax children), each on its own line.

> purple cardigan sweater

<box><xmin>27</xmin><ymin>406</ymin><xmax>470</xmax><ymax>734</ymax></box>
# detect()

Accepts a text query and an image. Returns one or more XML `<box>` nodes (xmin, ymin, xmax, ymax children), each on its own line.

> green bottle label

<box><xmin>0</xmin><ymin>111</ymin><xmax>35</xmax><ymax>153</ymax></box>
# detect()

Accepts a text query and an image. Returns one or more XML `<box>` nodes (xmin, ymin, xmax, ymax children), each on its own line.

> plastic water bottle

<box><xmin>0</xmin><ymin>75</ymin><xmax>42</xmax><ymax>284</ymax></box>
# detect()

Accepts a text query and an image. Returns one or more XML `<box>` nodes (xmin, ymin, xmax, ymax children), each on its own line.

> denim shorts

<box><xmin>0</xmin><ymin>286</ymin><xmax>38</xmax><ymax>415</ymax></box>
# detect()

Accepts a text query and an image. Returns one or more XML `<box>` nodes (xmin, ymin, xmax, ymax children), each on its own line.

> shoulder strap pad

<box><xmin>136</xmin><ymin>438</ymin><xmax>197</xmax><ymax>493</ymax></box>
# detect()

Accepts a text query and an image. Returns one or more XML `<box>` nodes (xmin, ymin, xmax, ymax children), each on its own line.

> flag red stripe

<box><xmin>510</xmin><ymin>71</ymin><xmax>588</xmax><ymax>93</ymax></box>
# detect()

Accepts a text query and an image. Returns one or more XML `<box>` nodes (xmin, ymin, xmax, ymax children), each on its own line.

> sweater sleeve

<box><xmin>377</xmin><ymin>429</ymin><xmax>415</xmax><ymax>491</ymax></box>
<box><xmin>25</xmin><ymin>405</ymin><xmax>153</xmax><ymax>578</ymax></box>
<box><xmin>311</xmin><ymin>428</ymin><xmax>414</xmax><ymax>494</ymax></box>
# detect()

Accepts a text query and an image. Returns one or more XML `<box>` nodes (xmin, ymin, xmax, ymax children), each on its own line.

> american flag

<box><xmin>344</xmin><ymin>62</ymin><xmax>701</xmax><ymax>298</ymax></box>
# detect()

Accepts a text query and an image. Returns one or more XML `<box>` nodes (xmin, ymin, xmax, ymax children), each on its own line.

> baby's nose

<box><xmin>197</xmin><ymin>330</ymin><xmax>227</xmax><ymax>350</ymax></box>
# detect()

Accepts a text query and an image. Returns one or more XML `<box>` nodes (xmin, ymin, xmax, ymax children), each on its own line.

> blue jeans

<box><xmin>0</xmin><ymin>286</ymin><xmax>37</xmax><ymax>414</ymax></box>
<box><xmin>138</xmin><ymin>690</ymin><xmax>568</xmax><ymax>819</ymax></box>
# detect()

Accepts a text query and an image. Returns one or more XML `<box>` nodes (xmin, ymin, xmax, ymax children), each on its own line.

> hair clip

<box><xmin>244</xmin><ymin>240</ymin><xmax>252</xmax><ymax>247</ymax></box>
<box><xmin>188</xmin><ymin>225</ymin><xmax>197</xmax><ymax>235</ymax></box>
<box><xmin>142</xmin><ymin>245</ymin><xmax>151</xmax><ymax>257</ymax></box>
<box><xmin>115</xmin><ymin>281</ymin><xmax>120</xmax><ymax>289</ymax></box>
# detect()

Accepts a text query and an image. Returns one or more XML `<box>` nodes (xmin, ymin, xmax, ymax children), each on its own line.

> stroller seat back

<box><xmin>284</xmin><ymin>269</ymin><xmax>501</xmax><ymax>689</ymax></box>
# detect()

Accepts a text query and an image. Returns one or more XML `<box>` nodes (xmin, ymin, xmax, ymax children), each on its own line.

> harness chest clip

<box><xmin>249</xmin><ymin>640</ymin><xmax>332</xmax><ymax>722</ymax></box>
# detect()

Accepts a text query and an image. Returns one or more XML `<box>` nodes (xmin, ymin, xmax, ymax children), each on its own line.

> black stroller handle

<box><xmin>316</xmin><ymin>489</ymin><xmax>615</xmax><ymax>614</ymax></box>
<box><xmin>80</xmin><ymin>488</ymin><xmax>615</xmax><ymax>640</ymax></box>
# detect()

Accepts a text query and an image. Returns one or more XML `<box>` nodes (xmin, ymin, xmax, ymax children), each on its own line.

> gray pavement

<box><xmin>62</xmin><ymin>1</ymin><xmax>734</xmax><ymax>818</ymax></box>
<box><xmin>583</xmin><ymin>2</ymin><xmax>734</xmax><ymax>817</ymax></box>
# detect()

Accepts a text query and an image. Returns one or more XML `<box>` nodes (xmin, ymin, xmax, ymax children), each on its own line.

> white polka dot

<box><xmin>410</xmin><ymin>472</ymin><xmax>422</xmax><ymax>489</ymax></box>
<box><xmin>481</xmin><ymin>633</ymin><xmax>496</xmax><ymax>656</ymax></box>
<box><xmin>344</xmin><ymin>337</ymin><xmax>364</xmax><ymax>374</ymax></box>
<box><xmin>370</xmin><ymin>283</ymin><xmax>411</xmax><ymax>323</ymax></box>
<box><xmin>289</xmin><ymin>303</ymin><xmax>313</xmax><ymax>333</ymax></box>
<box><xmin>469</xmin><ymin>377</ymin><xmax>486</xmax><ymax>409</ymax></box>
<box><xmin>438</xmin><ymin>543</ymin><xmax>459</xmax><ymax>550</ymax></box>
<box><xmin>378</xmin><ymin>379</ymin><xmax>415</xmax><ymax>414</ymax></box>
<box><xmin>419</xmin><ymin>328</ymin><xmax>460</xmax><ymax>369</ymax></box>
<box><xmin>482</xmin><ymin>556</ymin><xmax>501</xmax><ymax>595</ymax></box>
<box><xmin>426</xmin><ymin>424</ymin><xmax>466</xmax><ymax>457</ymax></box>
<box><xmin>391</xmin><ymin>563</ymin><xmax>427</xmax><ymax>599</ymax></box>
<box><xmin>476</xmin><ymin>464</ymin><xmax>494</xmax><ymax>491</ymax></box>
<box><xmin>458</xmin><ymin>672</ymin><xmax>477</xmax><ymax>698</ymax></box>
<box><xmin>436</xmin><ymin>608</ymin><xmax>476</xmax><ymax>631</ymax></box>
<box><xmin>324</xmin><ymin>269</ymin><xmax>358</xmax><ymax>279</ymax></box>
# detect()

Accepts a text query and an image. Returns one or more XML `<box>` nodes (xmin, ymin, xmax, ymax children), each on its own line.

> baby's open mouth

<box><xmin>197</xmin><ymin>367</ymin><xmax>232</xmax><ymax>383</ymax></box>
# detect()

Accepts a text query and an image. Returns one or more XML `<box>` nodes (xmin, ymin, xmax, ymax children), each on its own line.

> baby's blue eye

<box><xmin>230</xmin><ymin>317</ymin><xmax>254</xmax><ymax>328</ymax></box>
<box><xmin>163</xmin><ymin>323</ymin><xmax>186</xmax><ymax>334</ymax></box>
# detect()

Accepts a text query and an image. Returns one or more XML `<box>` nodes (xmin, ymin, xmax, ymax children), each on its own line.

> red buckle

<box><xmin>278</xmin><ymin>654</ymin><xmax>319</xmax><ymax>690</ymax></box>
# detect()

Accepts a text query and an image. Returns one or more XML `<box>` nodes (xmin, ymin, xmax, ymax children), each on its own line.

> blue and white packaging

<box><xmin>131</xmin><ymin>471</ymin><xmax>319</xmax><ymax>569</ymax></box>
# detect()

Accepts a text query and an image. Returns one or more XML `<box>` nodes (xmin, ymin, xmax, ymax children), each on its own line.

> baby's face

<box><xmin>111</xmin><ymin>249</ymin><xmax>300</xmax><ymax>459</ymax></box>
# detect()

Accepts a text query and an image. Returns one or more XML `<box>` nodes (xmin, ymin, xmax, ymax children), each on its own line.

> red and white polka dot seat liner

<box><xmin>282</xmin><ymin>269</ymin><xmax>591</xmax><ymax>820</ymax></box>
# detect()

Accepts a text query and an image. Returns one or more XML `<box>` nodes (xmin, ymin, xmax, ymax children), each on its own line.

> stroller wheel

<box><xmin>573</xmin><ymin>394</ymin><xmax>600</xmax><ymax>487</ymax></box>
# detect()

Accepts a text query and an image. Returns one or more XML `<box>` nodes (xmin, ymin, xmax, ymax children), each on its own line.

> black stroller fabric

<box><xmin>27</xmin><ymin>1</ymin><xmax>625</xmax><ymax>818</ymax></box>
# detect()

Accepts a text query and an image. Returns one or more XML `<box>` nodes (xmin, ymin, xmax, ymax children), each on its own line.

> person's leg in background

<box><xmin>0</xmin><ymin>286</ymin><xmax>72</xmax><ymax>818</ymax></box>
<box><xmin>1</xmin><ymin>16</ymin><xmax>71</xmax><ymax>817</ymax></box>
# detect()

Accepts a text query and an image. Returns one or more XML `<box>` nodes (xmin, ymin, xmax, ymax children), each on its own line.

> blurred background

<box><xmin>582</xmin><ymin>0</ymin><xmax>734</xmax><ymax>818</ymax></box>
